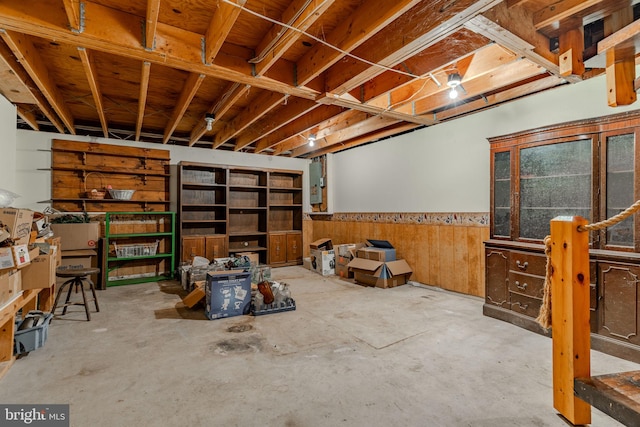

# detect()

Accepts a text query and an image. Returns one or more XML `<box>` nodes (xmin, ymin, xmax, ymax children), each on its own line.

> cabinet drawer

<box><xmin>508</xmin><ymin>272</ymin><xmax>544</xmax><ymax>299</ymax></box>
<box><xmin>510</xmin><ymin>293</ymin><xmax>541</xmax><ymax>318</ymax></box>
<box><xmin>509</xmin><ymin>251</ymin><xmax>546</xmax><ymax>276</ymax></box>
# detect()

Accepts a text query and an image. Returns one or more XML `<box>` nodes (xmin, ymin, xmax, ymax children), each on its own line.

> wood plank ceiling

<box><xmin>0</xmin><ymin>0</ymin><xmax>639</xmax><ymax>158</ymax></box>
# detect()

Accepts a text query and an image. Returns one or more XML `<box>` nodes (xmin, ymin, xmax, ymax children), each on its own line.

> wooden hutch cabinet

<box><xmin>485</xmin><ymin>111</ymin><xmax>640</xmax><ymax>362</ymax></box>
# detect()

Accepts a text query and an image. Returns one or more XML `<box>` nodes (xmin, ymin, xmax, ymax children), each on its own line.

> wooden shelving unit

<box><xmin>49</xmin><ymin>140</ymin><xmax>170</xmax><ymax>212</ymax></box>
<box><xmin>177</xmin><ymin>162</ymin><xmax>303</xmax><ymax>266</ymax></box>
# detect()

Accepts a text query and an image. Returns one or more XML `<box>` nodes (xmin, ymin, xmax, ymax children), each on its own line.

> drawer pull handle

<box><xmin>514</xmin><ymin>302</ymin><xmax>529</xmax><ymax>310</ymax></box>
<box><xmin>515</xmin><ymin>281</ymin><xmax>527</xmax><ymax>291</ymax></box>
<box><xmin>516</xmin><ymin>260</ymin><xmax>528</xmax><ymax>270</ymax></box>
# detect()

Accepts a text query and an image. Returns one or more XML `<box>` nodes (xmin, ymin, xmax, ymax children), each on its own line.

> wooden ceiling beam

<box><xmin>252</xmin><ymin>0</ymin><xmax>333</xmax><ymax>77</ymax></box>
<box><xmin>144</xmin><ymin>0</ymin><xmax>161</xmax><ymax>50</ymax></box>
<box><xmin>189</xmin><ymin>82</ymin><xmax>250</xmax><ymax>146</ymax></box>
<box><xmin>368</xmin><ymin>43</ymin><xmax>519</xmax><ymax>111</ymax></box>
<box><xmin>0</xmin><ymin>39</ymin><xmax>65</xmax><ymax>133</ymax></box>
<box><xmin>324</xmin><ymin>0</ymin><xmax>502</xmax><ymax>95</ymax></box>
<box><xmin>135</xmin><ymin>61</ymin><xmax>151</xmax><ymax>141</ymax></box>
<box><xmin>291</xmin><ymin>115</ymin><xmax>401</xmax><ymax>157</ymax></box>
<box><xmin>476</xmin><ymin>5</ymin><xmax>560</xmax><ymax>75</ymax></box>
<box><xmin>397</xmin><ymin>59</ymin><xmax>546</xmax><ymax>116</ymax></box>
<box><xmin>77</xmin><ymin>47</ymin><xmax>108</xmax><ymax>138</ymax></box>
<box><xmin>0</xmin><ymin>29</ymin><xmax>75</xmax><ymax>134</ymax></box>
<box><xmin>533</xmin><ymin>0</ymin><xmax>604</xmax><ymax>30</ymax></box>
<box><xmin>295</xmin><ymin>0</ymin><xmax>421</xmax><ymax>87</ymax></box>
<box><xmin>16</xmin><ymin>105</ymin><xmax>38</xmax><ymax>130</ymax></box>
<box><xmin>62</xmin><ymin>0</ymin><xmax>83</xmax><ymax>33</ymax></box>
<box><xmin>435</xmin><ymin>74</ymin><xmax>563</xmax><ymax>121</ymax></box>
<box><xmin>599</xmin><ymin>9</ymin><xmax>637</xmax><ymax>106</ymax></box>
<box><xmin>259</xmin><ymin>105</ymin><xmax>344</xmax><ymax>154</ymax></box>
<box><xmin>162</xmin><ymin>72</ymin><xmax>205</xmax><ymax>144</ymax></box>
<box><xmin>233</xmin><ymin>98</ymin><xmax>318</xmax><ymax>151</ymax></box>
<box><xmin>302</xmin><ymin>122</ymin><xmax>420</xmax><ymax>157</ymax></box>
<box><xmin>0</xmin><ymin>1</ymin><xmax>315</xmax><ymax>100</ymax></box>
<box><xmin>204</xmin><ymin>0</ymin><xmax>245</xmax><ymax>64</ymax></box>
<box><xmin>317</xmin><ymin>92</ymin><xmax>436</xmax><ymax>125</ymax></box>
<box><xmin>558</xmin><ymin>26</ymin><xmax>585</xmax><ymax>77</ymax></box>
<box><xmin>214</xmin><ymin>91</ymin><xmax>285</xmax><ymax>149</ymax></box>
<box><xmin>359</xmin><ymin>29</ymin><xmax>490</xmax><ymax>104</ymax></box>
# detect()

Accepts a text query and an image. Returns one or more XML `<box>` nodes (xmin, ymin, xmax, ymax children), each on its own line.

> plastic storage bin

<box><xmin>14</xmin><ymin>310</ymin><xmax>53</xmax><ymax>355</ymax></box>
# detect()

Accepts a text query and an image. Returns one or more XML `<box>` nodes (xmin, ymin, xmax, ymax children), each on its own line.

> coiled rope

<box><xmin>536</xmin><ymin>199</ymin><xmax>640</xmax><ymax>329</ymax></box>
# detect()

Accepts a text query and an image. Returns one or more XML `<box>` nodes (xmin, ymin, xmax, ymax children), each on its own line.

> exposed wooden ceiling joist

<box><xmin>144</xmin><ymin>0</ymin><xmax>161</xmax><ymax>50</ymax></box>
<box><xmin>204</xmin><ymin>0</ymin><xmax>245</xmax><ymax>64</ymax></box>
<box><xmin>78</xmin><ymin>47</ymin><xmax>108</xmax><ymax>138</ymax></box>
<box><xmin>162</xmin><ymin>72</ymin><xmax>205</xmax><ymax>143</ymax></box>
<box><xmin>135</xmin><ymin>61</ymin><xmax>151</xmax><ymax>141</ymax></box>
<box><xmin>16</xmin><ymin>105</ymin><xmax>38</xmax><ymax>130</ymax></box>
<box><xmin>0</xmin><ymin>29</ymin><xmax>75</xmax><ymax>134</ymax></box>
<box><xmin>62</xmin><ymin>0</ymin><xmax>82</xmax><ymax>33</ymax></box>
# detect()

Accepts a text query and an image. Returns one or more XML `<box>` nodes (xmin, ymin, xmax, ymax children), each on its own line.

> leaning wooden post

<box><xmin>550</xmin><ymin>216</ymin><xmax>591</xmax><ymax>425</ymax></box>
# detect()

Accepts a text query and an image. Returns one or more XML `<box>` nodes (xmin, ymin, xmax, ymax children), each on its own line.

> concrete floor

<box><xmin>1</xmin><ymin>266</ymin><xmax>638</xmax><ymax>427</ymax></box>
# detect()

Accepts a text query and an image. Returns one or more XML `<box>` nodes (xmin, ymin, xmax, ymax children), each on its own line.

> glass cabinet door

<box><xmin>518</xmin><ymin>138</ymin><xmax>593</xmax><ymax>241</ymax></box>
<box><xmin>492</xmin><ymin>150</ymin><xmax>511</xmax><ymax>238</ymax></box>
<box><xmin>603</xmin><ymin>131</ymin><xmax>637</xmax><ymax>249</ymax></box>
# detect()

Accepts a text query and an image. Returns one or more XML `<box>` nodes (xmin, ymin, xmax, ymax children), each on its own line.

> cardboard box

<box><xmin>236</xmin><ymin>251</ymin><xmax>260</xmax><ymax>265</ymax></box>
<box><xmin>347</xmin><ymin>258</ymin><xmax>413</xmax><ymax>288</ymax></box>
<box><xmin>51</xmin><ymin>222</ymin><xmax>100</xmax><ymax>250</ymax></box>
<box><xmin>0</xmin><ymin>247</ymin><xmax>15</xmax><ymax>270</ymax></box>
<box><xmin>310</xmin><ymin>238</ymin><xmax>333</xmax><ymax>250</ymax></box>
<box><xmin>357</xmin><ymin>239</ymin><xmax>396</xmax><ymax>262</ymax></box>
<box><xmin>335</xmin><ymin>243</ymin><xmax>364</xmax><ymax>266</ymax></box>
<box><xmin>0</xmin><ymin>208</ymin><xmax>34</xmax><ymax>245</ymax></box>
<box><xmin>0</xmin><ymin>269</ymin><xmax>22</xmax><ymax>308</ymax></box>
<box><xmin>335</xmin><ymin>263</ymin><xmax>352</xmax><ymax>279</ymax></box>
<box><xmin>57</xmin><ymin>249</ymin><xmax>98</xmax><ymax>284</ymax></box>
<box><xmin>205</xmin><ymin>270</ymin><xmax>251</xmax><ymax>320</ymax></box>
<box><xmin>310</xmin><ymin>249</ymin><xmax>335</xmax><ymax>276</ymax></box>
<box><xmin>302</xmin><ymin>257</ymin><xmax>312</xmax><ymax>270</ymax></box>
<box><xmin>13</xmin><ymin>244</ymin><xmax>34</xmax><ymax>268</ymax></box>
<box><xmin>21</xmin><ymin>251</ymin><xmax>57</xmax><ymax>290</ymax></box>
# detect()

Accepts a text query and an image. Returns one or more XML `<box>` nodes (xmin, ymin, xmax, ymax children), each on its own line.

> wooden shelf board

<box><xmin>228</xmin><ymin>206</ymin><xmax>267</xmax><ymax>210</ymax></box>
<box><xmin>229</xmin><ymin>246</ymin><xmax>267</xmax><ymax>252</ymax></box>
<box><xmin>228</xmin><ymin>232</ymin><xmax>267</xmax><ymax>236</ymax></box>
<box><xmin>182</xmin><ymin>182</ymin><xmax>226</xmax><ymax>187</ymax></box>
<box><xmin>107</xmin><ymin>253</ymin><xmax>173</xmax><ymax>262</ymax></box>
<box><xmin>47</xmin><ymin>198</ymin><xmax>170</xmax><ymax>203</ymax></box>
<box><xmin>269</xmin><ymin>204</ymin><xmax>303</xmax><ymax>208</ymax></box>
<box><xmin>107</xmin><ymin>232</ymin><xmax>173</xmax><ymax>238</ymax></box>
<box><xmin>49</xmin><ymin>166</ymin><xmax>169</xmax><ymax>176</ymax></box>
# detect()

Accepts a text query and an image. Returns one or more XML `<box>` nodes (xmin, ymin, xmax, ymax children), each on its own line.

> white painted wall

<box><xmin>0</xmin><ymin>96</ymin><xmax>17</xmax><ymax>196</ymax></box>
<box><xmin>333</xmin><ymin>73</ymin><xmax>640</xmax><ymax>213</ymax></box>
<box><xmin>15</xmin><ymin>131</ymin><xmax>310</xmax><ymax>212</ymax></box>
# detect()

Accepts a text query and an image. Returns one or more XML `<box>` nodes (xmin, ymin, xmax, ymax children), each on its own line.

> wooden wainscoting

<box><xmin>304</xmin><ymin>213</ymin><xmax>489</xmax><ymax>297</ymax></box>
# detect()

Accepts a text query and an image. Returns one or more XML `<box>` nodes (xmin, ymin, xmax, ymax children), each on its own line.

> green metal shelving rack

<box><xmin>105</xmin><ymin>212</ymin><xmax>176</xmax><ymax>286</ymax></box>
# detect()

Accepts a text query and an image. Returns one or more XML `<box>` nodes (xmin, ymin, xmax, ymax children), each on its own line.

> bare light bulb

<box><xmin>308</xmin><ymin>133</ymin><xmax>316</xmax><ymax>146</ymax></box>
<box><xmin>204</xmin><ymin>113</ymin><xmax>215</xmax><ymax>131</ymax></box>
<box><xmin>449</xmin><ymin>87</ymin><xmax>458</xmax><ymax>99</ymax></box>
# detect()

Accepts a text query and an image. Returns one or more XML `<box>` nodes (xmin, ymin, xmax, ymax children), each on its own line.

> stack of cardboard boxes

<box><xmin>305</xmin><ymin>237</ymin><xmax>413</xmax><ymax>288</ymax></box>
<box><xmin>0</xmin><ymin>208</ymin><xmax>61</xmax><ymax>309</ymax></box>
<box><xmin>347</xmin><ymin>240</ymin><xmax>413</xmax><ymax>288</ymax></box>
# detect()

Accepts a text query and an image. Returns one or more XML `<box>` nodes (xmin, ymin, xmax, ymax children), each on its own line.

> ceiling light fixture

<box><xmin>446</xmin><ymin>73</ymin><xmax>462</xmax><ymax>100</ymax></box>
<box><xmin>308</xmin><ymin>133</ymin><xmax>316</xmax><ymax>147</ymax></box>
<box><xmin>204</xmin><ymin>113</ymin><xmax>215</xmax><ymax>131</ymax></box>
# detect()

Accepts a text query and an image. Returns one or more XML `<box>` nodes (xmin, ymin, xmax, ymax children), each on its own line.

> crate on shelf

<box><xmin>114</xmin><ymin>240</ymin><xmax>159</xmax><ymax>258</ymax></box>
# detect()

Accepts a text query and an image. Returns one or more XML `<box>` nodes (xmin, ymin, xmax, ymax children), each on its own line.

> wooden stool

<box><xmin>53</xmin><ymin>267</ymin><xmax>101</xmax><ymax>321</ymax></box>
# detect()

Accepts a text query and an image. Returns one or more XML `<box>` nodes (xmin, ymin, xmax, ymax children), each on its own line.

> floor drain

<box><xmin>227</xmin><ymin>324</ymin><xmax>253</xmax><ymax>333</ymax></box>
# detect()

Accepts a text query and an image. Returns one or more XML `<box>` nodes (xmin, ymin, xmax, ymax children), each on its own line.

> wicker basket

<box><xmin>108</xmin><ymin>189</ymin><xmax>135</xmax><ymax>200</ymax></box>
<box><xmin>84</xmin><ymin>172</ymin><xmax>106</xmax><ymax>199</ymax></box>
